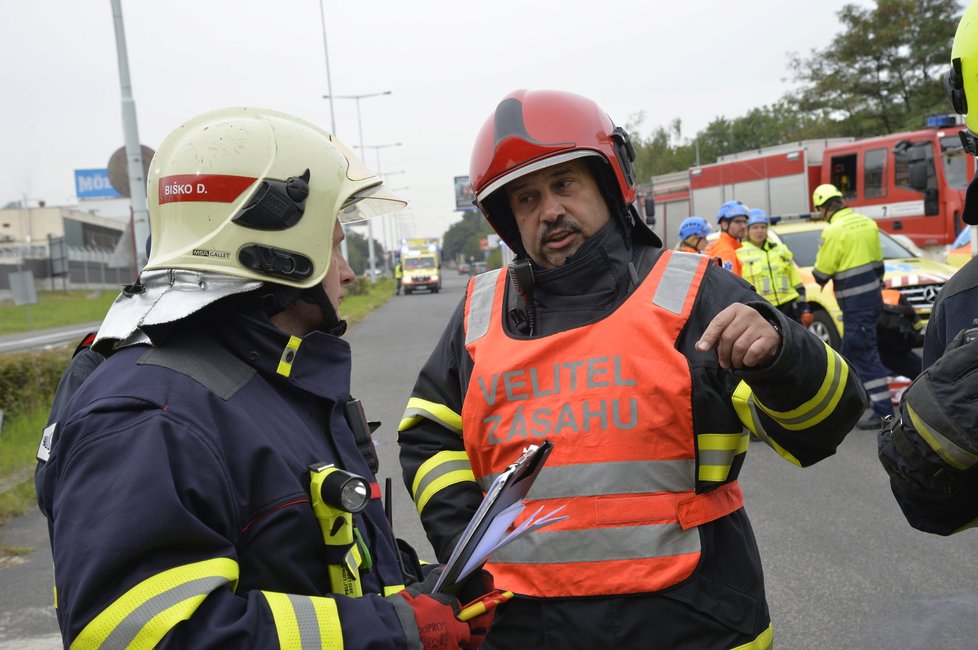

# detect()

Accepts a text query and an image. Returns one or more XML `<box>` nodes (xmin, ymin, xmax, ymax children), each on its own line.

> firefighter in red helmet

<box><xmin>398</xmin><ymin>89</ymin><xmax>866</xmax><ymax>649</ymax></box>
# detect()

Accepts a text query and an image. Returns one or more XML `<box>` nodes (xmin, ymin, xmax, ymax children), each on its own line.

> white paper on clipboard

<box><xmin>433</xmin><ymin>440</ymin><xmax>567</xmax><ymax>594</ymax></box>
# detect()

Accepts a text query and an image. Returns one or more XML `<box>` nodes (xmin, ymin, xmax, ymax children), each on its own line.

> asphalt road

<box><xmin>0</xmin><ymin>323</ymin><xmax>102</xmax><ymax>355</ymax></box>
<box><xmin>2</xmin><ymin>270</ymin><xmax>976</xmax><ymax>649</ymax></box>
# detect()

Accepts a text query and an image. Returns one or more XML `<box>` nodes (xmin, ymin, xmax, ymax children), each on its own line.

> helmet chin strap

<box><xmin>299</xmin><ymin>285</ymin><xmax>348</xmax><ymax>337</ymax></box>
<box><xmin>257</xmin><ymin>284</ymin><xmax>347</xmax><ymax>337</ymax></box>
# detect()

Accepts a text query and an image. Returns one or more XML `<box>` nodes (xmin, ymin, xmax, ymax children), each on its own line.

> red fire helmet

<box><xmin>469</xmin><ymin>89</ymin><xmax>649</xmax><ymax>252</ymax></box>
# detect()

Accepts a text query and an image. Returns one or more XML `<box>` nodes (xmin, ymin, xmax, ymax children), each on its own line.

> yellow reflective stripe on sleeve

<box><xmin>749</xmin><ymin>341</ymin><xmax>848</xmax><ymax>430</ymax></box>
<box><xmin>383</xmin><ymin>584</ymin><xmax>406</xmax><ymax>597</ymax></box>
<box><xmin>398</xmin><ymin>397</ymin><xmax>463</xmax><ymax>435</ymax></box>
<box><xmin>697</xmin><ymin>432</ymin><xmax>750</xmax><ymax>482</ymax></box>
<box><xmin>906</xmin><ymin>403</ymin><xmax>978</xmax><ymax>471</ymax></box>
<box><xmin>732</xmin><ymin>382</ymin><xmax>802</xmax><ymax>467</ymax></box>
<box><xmin>261</xmin><ymin>591</ymin><xmax>344</xmax><ymax>650</ymax></box>
<box><xmin>276</xmin><ymin>336</ymin><xmax>303</xmax><ymax>378</ymax></box>
<box><xmin>730</xmin><ymin>622</ymin><xmax>773</xmax><ymax>649</ymax></box>
<box><xmin>71</xmin><ymin>558</ymin><xmax>239</xmax><ymax>650</ymax></box>
<box><xmin>412</xmin><ymin>450</ymin><xmax>476</xmax><ymax>514</ymax></box>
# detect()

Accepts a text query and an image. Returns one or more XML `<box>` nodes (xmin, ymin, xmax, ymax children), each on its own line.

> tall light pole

<box><xmin>356</xmin><ymin>142</ymin><xmax>403</xmax><ymax>258</ymax></box>
<box><xmin>316</xmin><ymin>0</ymin><xmax>349</xmax><ymax>262</ymax></box>
<box><xmin>387</xmin><ymin>187</ymin><xmax>409</xmax><ymax>248</ymax></box>
<box><xmin>110</xmin><ymin>0</ymin><xmax>150</xmax><ymax>270</ymax></box>
<box><xmin>323</xmin><ymin>91</ymin><xmax>392</xmax><ymax>281</ymax></box>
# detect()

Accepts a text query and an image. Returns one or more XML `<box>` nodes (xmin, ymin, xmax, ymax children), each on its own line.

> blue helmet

<box><xmin>747</xmin><ymin>208</ymin><xmax>769</xmax><ymax>227</ymax></box>
<box><xmin>716</xmin><ymin>200</ymin><xmax>750</xmax><ymax>223</ymax></box>
<box><xmin>678</xmin><ymin>217</ymin><xmax>711</xmax><ymax>240</ymax></box>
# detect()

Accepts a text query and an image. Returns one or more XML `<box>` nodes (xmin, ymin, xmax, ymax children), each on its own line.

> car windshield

<box><xmin>776</xmin><ymin>229</ymin><xmax>915</xmax><ymax>267</ymax></box>
<box><xmin>404</xmin><ymin>257</ymin><xmax>435</xmax><ymax>270</ymax></box>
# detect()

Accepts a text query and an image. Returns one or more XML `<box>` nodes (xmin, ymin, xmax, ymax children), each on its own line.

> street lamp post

<box><xmin>316</xmin><ymin>0</ymin><xmax>350</xmax><ymax>263</ymax></box>
<box><xmin>355</xmin><ymin>143</ymin><xmax>402</xmax><ymax>259</ymax></box>
<box><xmin>322</xmin><ymin>91</ymin><xmax>392</xmax><ymax>282</ymax></box>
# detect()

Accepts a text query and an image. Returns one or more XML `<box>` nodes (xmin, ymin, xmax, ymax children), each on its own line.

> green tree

<box><xmin>631</xmin><ymin>0</ymin><xmax>959</xmax><ymax>182</ymax></box>
<box><xmin>345</xmin><ymin>228</ymin><xmax>385</xmax><ymax>276</ymax></box>
<box><xmin>442</xmin><ymin>211</ymin><xmax>495</xmax><ymax>264</ymax></box>
<box><xmin>788</xmin><ymin>0</ymin><xmax>959</xmax><ymax>136</ymax></box>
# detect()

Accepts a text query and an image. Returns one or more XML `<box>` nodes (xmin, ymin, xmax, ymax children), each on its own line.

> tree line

<box><xmin>631</xmin><ymin>0</ymin><xmax>960</xmax><ymax>185</ymax></box>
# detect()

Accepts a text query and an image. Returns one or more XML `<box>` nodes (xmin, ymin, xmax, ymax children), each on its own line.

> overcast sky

<box><xmin>1</xmin><ymin>0</ymin><xmax>877</xmax><ymax>245</ymax></box>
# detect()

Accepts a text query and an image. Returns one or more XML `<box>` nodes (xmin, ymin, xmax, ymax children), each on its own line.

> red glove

<box><xmin>456</xmin><ymin>570</ymin><xmax>497</xmax><ymax>650</ymax></box>
<box><xmin>390</xmin><ymin>589</ymin><xmax>473</xmax><ymax>649</ymax></box>
<box><xmin>800</xmin><ymin>310</ymin><xmax>815</xmax><ymax>327</ymax></box>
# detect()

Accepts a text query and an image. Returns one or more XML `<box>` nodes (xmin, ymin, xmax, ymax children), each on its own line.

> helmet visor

<box><xmin>339</xmin><ymin>183</ymin><xmax>407</xmax><ymax>223</ymax></box>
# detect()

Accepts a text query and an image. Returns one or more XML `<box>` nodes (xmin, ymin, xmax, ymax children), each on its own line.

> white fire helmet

<box><xmin>146</xmin><ymin>106</ymin><xmax>405</xmax><ymax>286</ymax></box>
<box><xmin>96</xmin><ymin>107</ymin><xmax>405</xmax><ymax>347</ymax></box>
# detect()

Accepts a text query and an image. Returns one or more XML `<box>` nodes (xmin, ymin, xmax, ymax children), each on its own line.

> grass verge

<box><xmin>0</xmin><ymin>409</ymin><xmax>46</xmax><ymax>526</ymax></box>
<box><xmin>0</xmin><ymin>279</ymin><xmax>394</xmax><ymax>526</ymax></box>
<box><xmin>0</xmin><ymin>290</ymin><xmax>119</xmax><ymax>335</ymax></box>
<box><xmin>342</xmin><ymin>278</ymin><xmax>395</xmax><ymax>324</ymax></box>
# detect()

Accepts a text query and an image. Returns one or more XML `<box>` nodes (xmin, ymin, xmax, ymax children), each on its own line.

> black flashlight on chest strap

<box><xmin>308</xmin><ymin>463</ymin><xmax>371</xmax><ymax>597</ymax></box>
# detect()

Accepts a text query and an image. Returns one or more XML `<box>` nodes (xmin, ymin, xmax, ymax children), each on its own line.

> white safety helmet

<box><xmin>146</xmin><ymin>106</ymin><xmax>405</xmax><ymax>287</ymax></box>
<box><xmin>96</xmin><ymin>108</ymin><xmax>404</xmax><ymax>348</ymax></box>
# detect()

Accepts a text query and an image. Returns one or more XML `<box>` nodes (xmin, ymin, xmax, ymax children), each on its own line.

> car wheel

<box><xmin>808</xmin><ymin>309</ymin><xmax>841</xmax><ymax>350</ymax></box>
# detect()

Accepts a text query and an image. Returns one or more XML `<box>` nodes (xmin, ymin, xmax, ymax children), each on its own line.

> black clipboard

<box><xmin>434</xmin><ymin>440</ymin><xmax>554</xmax><ymax>595</ymax></box>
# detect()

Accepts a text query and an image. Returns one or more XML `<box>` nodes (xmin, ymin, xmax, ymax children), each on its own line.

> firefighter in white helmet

<box><xmin>35</xmin><ymin>107</ymin><xmax>494</xmax><ymax>649</ymax></box>
<box><xmin>878</xmin><ymin>0</ymin><xmax>978</xmax><ymax>535</ymax></box>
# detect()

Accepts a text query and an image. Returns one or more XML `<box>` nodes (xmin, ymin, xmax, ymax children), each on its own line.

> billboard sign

<box><xmin>454</xmin><ymin>175</ymin><xmax>477</xmax><ymax>211</ymax></box>
<box><xmin>75</xmin><ymin>168</ymin><xmax>122</xmax><ymax>199</ymax></box>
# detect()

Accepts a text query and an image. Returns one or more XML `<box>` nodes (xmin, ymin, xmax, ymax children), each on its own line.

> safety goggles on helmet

<box><xmin>469</xmin><ymin>89</ymin><xmax>660</xmax><ymax>252</ymax></box>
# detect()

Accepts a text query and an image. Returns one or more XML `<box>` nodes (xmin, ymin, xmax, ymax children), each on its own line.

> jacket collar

<box><xmin>531</xmin><ymin>219</ymin><xmax>633</xmax><ymax>303</ymax></box>
<box><xmin>204</xmin><ymin>310</ymin><xmax>352</xmax><ymax>403</ymax></box>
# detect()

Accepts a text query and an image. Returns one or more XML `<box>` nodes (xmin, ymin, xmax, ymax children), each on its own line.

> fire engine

<box><xmin>648</xmin><ymin>115</ymin><xmax>975</xmax><ymax>252</ymax></box>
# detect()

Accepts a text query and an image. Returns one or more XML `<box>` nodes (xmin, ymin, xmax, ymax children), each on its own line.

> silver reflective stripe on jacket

<box><xmin>100</xmin><ymin>576</ymin><xmax>231</xmax><ymax>649</ymax></box>
<box><xmin>465</xmin><ymin>269</ymin><xmax>503</xmax><ymax>345</ymax></box>
<box><xmin>653</xmin><ymin>252</ymin><xmax>702</xmax><ymax>314</ymax></box>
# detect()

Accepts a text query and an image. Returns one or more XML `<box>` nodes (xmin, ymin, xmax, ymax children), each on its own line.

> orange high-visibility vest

<box><xmin>705</xmin><ymin>231</ymin><xmax>743</xmax><ymax>276</ymax></box>
<box><xmin>461</xmin><ymin>251</ymin><xmax>744</xmax><ymax>598</ymax></box>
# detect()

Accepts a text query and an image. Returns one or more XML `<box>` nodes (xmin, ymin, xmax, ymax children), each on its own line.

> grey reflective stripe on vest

<box><xmin>101</xmin><ymin>575</ymin><xmax>231</xmax><ymax>649</ymax></box>
<box><xmin>834</xmin><ymin>281</ymin><xmax>883</xmax><ymax>298</ymax></box>
<box><xmin>416</xmin><ymin>457</ymin><xmax>473</xmax><ymax>499</ymax></box>
<box><xmin>138</xmin><ymin>334</ymin><xmax>255</xmax><ymax>400</ymax></box>
<box><xmin>477</xmin><ymin>460</ymin><xmax>695</xmax><ymax>498</ymax></box>
<box><xmin>834</xmin><ymin>261</ymin><xmax>882</xmax><ymax>280</ymax></box>
<box><xmin>491</xmin><ymin>522</ymin><xmax>700</xmax><ymax>564</ymax></box>
<box><xmin>652</xmin><ymin>252</ymin><xmax>702</xmax><ymax>314</ymax></box>
<box><xmin>465</xmin><ymin>269</ymin><xmax>503</xmax><ymax>345</ymax></box>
